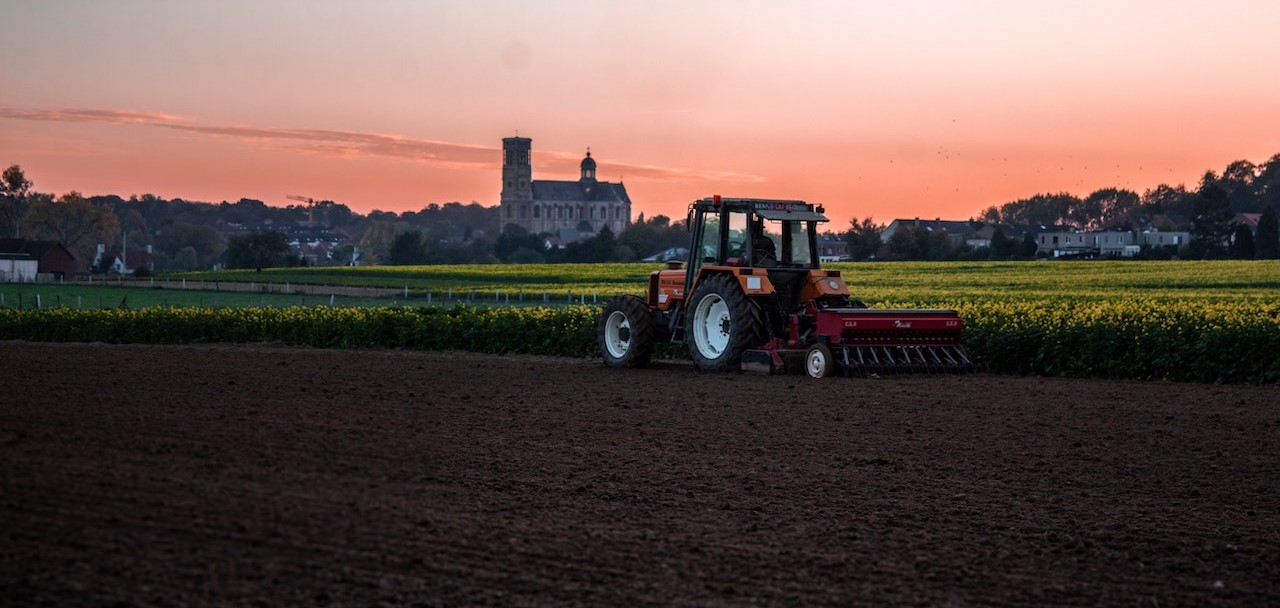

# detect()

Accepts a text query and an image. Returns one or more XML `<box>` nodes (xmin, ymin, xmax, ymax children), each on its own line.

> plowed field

<box><xmin>2</xmin><ymin>341</ymin><xmax>1277</xmax><ymax>606</ymax></box>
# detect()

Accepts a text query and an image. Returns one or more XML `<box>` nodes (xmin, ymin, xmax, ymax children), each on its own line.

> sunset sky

<box><xmin>3</xmin><ymin>0</ymin><xmax>1280</xmax><ymax>224</ymax></box>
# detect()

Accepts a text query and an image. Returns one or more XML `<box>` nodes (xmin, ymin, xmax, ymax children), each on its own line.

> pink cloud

<box><xmin>1</xmin><ymin>106</ymin><xmax>762</xmax><ymax>183</ymax></box>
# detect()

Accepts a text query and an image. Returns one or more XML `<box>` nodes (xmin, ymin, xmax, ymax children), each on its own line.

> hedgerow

<box><xmin>0</xmin><ymin>305</ymin><xmax>598</xmax><ymax>358</ymax></box>
<box><xmin>2</xmin><ymin>300</ymin><xmax>1277</xmax><ymax>384</ymax></box>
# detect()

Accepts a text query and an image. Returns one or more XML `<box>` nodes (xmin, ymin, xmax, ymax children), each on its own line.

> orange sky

<box><xmin>3</xmin><ymin>1</ymin><xmax>1280</xmax><ymax>225</ymax></box>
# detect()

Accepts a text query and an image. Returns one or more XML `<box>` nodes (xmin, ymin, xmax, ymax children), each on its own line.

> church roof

<box><xmin>532</xmin><ymin>180</ymin><xmax>631</xmax><ymax>204</ymax></box>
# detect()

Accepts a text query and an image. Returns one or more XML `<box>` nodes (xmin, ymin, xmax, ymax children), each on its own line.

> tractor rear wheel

<box><xmin>598</xmin><ymin>295</ymin><xmax>656</xmax><ymax>368</ymax></box>
<box><xmin>686</xmin><ymin>273</ymin><xmax>764</xmax><ymax>372</ymax></box>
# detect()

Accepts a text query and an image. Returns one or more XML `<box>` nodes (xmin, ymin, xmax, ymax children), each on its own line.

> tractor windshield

<box><xmin>757</xmin><ymin>218</ymin><xmax>817</xmax><ymax>268</ymax></box>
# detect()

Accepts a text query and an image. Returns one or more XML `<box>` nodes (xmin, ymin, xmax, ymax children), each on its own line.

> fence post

<box><xmin>36</xmin><ymin>294</ymin><xmax>41</xmax><ymax>309</ymax></box>
<box><xmin>77</xmin><ymin>295</ymin><xmax>82</xmax><ymax>309</ymax></box>
<box><xmin>405</xmin><ymin>286</ymin><xmax>409</xmax><ymax>298</ymax></box>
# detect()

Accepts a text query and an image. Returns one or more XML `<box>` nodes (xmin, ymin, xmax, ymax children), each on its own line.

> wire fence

<box><xmin>3</xmin><ymin>278</ymin><xmax>613</xmax><ymax>310</ymax></box>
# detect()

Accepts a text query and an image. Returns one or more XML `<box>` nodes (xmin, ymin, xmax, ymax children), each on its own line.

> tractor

<box><xmin>597</xmin><ymin>196</ymin><xmax>973</xmax><ymax>377</ymax></box>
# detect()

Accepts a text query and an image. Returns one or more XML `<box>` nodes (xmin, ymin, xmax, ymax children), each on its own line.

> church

<box><xmin>499</xmin><ymin>136</ymin><xmax>631</xmax><ymax>239</ymax></box>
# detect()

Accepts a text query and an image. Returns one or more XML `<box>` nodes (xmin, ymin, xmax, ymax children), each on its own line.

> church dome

<box><xmin>579</xmin><ymin>149</ymin><xmax>597</xmax><ymax>182</ymax></box>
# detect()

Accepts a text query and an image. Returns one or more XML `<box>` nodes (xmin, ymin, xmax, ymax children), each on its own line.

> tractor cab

<box><xmin>683</xmin><ymin>196</ymin><xmax>842</xmax><ymax>314</ymax></box>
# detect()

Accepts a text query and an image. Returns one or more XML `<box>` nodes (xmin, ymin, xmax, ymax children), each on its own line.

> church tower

<box><xmin>500</xmin><ymin>136</ymin><xmax>532</xmax><ymax>229</ymax></box>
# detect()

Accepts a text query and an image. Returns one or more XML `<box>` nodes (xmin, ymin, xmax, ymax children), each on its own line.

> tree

<box><xmin>1076</xmin><ymin>188</ymin><xmax>1140</xmax><ymax>230</ymax></box>
<box><xmin>224</xmin><ymin>231</ymin><xmax>295</xmax><ymax>269</ymax></box>
<box><xmin>0</xmin><ymin>165</ymin><xmax>34</xmax><ymax>238</ymax></box>
<box><xmin>561</xmin><ymin>226</ymin><xmax>619</xmax><ymax>262</ymax></box>
<box><xmin>172</xmin><ymin>246</ymin><xmax>200</xmax><ymax>271</ymax></box>
<box><xmin>991</xmin><ymin>192</ymin><xmax>1081</xmax><ymax>228</ymax></box>
<box><xmin>1190</xmin><ymin>177</ymin><xmax>1234</xmax><ymax>259</ymax></box>
<box><xmin>1256</xmin><ymin>205</ymin><xmax>1279</xmax><ymax>259</ymax></box>
<box><xmin>387</xmin><ymin>230</ymin><xmax>427</xmax><ymax>265</ymax></box>
<box><xmin>358</xmin><ymin>220</ymin><xmax>398</xmax><ymax>265</ymax></box>
<box><xmin>153</xmin><ymin>221</ymin><xmax>225</xmax><ymax>269</ymax></box>
<box><xmin>886</xmin><ymin>224</ymin><xmax>953</xmax><ymax>260</ymax></box>
<box><xmin>1141</xmin><ymin>183</ymin><xmax>1196</xmax><ymax>218</ymax></box>
<box><xmin>1254</xmin><ymin>154</ymin><xmax>1280</xmax><ymax>211</ymax></box>
<box><xmin>843</xmin><ymin>217</ymin><xmax>884</xmax><ymax>261</ymax></box>
<box><xmin>989</xmin><ymin>227</ymin><xmax>1015</xmax><ymax>259</ymax></box>
<box><xmin>21</xmin><ymin>191</ymin><xmax>119</xmax><ymax>269</ymax></box>
<box><xmin>1220</xmin><ymin>159</ymin><xmax>1260</xmax><ymax>212</ymax></box>
<box><xmin>494</xmin><ymin>224</ymin><xmax>545</xmax><ymax>262</ymax></box>
<box><xmin>1229</xmin><ymin>225</ymin><xmax>1255</xmax><ymax>259</ymax></box>
<box><xmin>1021</xmin><ymin>233</ymin><xmax>1039</xmax><ymax>258</ymax></box>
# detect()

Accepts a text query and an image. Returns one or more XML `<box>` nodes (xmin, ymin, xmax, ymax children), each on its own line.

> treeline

<box><xmin>842</xmin><ymin>154</ymin><xmax>1280</xmax><ymax>261</ymax></box>
<box><xmin>3</xmin><ymin>153</ymin><xmax>1279</xmax><ymax>271</ymax></box>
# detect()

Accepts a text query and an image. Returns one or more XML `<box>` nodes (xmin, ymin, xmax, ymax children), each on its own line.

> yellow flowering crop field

<box><xmin>6</xmin><ymin>260</ymin><xmax>1279</xmax><ymax>383</ymax></box>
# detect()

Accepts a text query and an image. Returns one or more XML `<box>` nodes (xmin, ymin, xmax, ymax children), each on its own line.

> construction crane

<box><xmin>285</xmin><ymin>195</ymin><xmax>318</xmax><ymax>227</ymax></box>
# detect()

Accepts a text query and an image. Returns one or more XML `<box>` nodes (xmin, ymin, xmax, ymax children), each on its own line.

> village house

<box><xmin>0</xmin><ymin>239</ymin><xmax>77</xmax><ymax>282</ymax></box>
<box><xmin>93</xmin><ymin>244</ymin><xmax>156</xmax><ymax>274</ymax></box>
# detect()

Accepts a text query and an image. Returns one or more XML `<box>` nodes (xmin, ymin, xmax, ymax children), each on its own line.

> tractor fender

<box><xmin>688</xmin><ymin>266</ymin><xmax>776</xmax><ymax>299</ymax></box>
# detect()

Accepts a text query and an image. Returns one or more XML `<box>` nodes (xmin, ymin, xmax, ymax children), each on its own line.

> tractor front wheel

<box><xmin>687</xmin><ymin>273</ymin><xmax>764</xmax><ymax>372</ymax></box>
<box><xmin>598</xmin><ymin>295</ymin><xmax>656</xmax><ymax>368</ymax></box>
<box><xmin>805</xmin><ymin>343</ymin><xmax>835</xmax><ymax>379</ymax></box>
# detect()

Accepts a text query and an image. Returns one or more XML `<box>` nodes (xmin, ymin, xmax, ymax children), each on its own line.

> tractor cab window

<box><xmin>695</xmin><ymin>215</ymin><xmax>720</xmax><ymax>262</ymax></box>
<box><xmin>756</xmin><ymin>219</ymin><xmax>816</xmax><ymax>267</ymax></box>
<box><xmin>725</xmin><ymin>210</ymin><xmax>750</xmax><ymax>264</ymax></box>
<box><xmin>785</xmin><ymin>221</ymin><xmax>814</xmax><ymax>267</ymax></box>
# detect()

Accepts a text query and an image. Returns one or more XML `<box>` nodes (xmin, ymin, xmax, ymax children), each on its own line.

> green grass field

<box><xmin>7</xmin><ymin>260</ymin><xmax>1277</xmax><ymax>310</ymax></box>
<box><xmin>0</xmin><ymin>284</ymin><xmax>398</xmax><ymax>309</ymax></box>
<box><xmin>172</xmin><ymin>260</ymin><xmax>1280</xmax><ymax>305</ymax></box>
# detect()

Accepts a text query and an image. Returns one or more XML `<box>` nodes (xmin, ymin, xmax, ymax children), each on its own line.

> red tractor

<box><xmin>598</xmin><ymin>196</ymin><xmax>973</xmax><ymax>377</ymax></box>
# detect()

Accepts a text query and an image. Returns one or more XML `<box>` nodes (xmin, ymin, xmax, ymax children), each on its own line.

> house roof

<box><xmin>887</xmin><ymin>218</ymin><xmax>982</xmax><ymax>236</ymax></box>
<box><xmin>1234</xmin><ymin>213</ymin><xmax>1262</xmax><ymax>228</ymax></box>
<box><xmin>0</xmin><ymin>239</ymin><xmax>76</xmax><ymax>260</ymax></box>
<box><xmin>532</xmin><ymin>180</ymin><xmax>631</xmax><ymax>204</ymax></box>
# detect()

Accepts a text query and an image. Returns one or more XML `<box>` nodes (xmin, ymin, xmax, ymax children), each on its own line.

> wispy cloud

<box><xmin>1</xmin><ymin>106</ymin><xmax>762</xmax><ymax>183</ymax></box>
<box><xmin>0</xmin><ymin>107</ymin><xmax>188</xmax><ymax>125</ymax></box>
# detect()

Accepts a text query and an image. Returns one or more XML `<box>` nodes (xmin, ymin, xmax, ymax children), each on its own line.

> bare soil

<box><xmin>2</xmin><ymin>341</ymin><xmax>1277</xmax><ymax>607</ymax></box>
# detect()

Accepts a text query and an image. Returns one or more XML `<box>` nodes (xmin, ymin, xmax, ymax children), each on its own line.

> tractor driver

<box><xmin>751</xmin><ymin>219</ymin><xmax>778</xmax><ymax>266</ymax></box>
